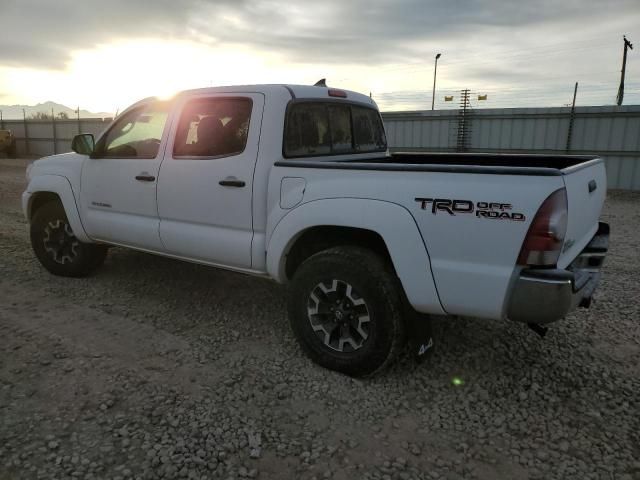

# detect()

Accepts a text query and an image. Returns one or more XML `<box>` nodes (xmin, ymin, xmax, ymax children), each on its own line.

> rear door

<box><xmin>79</xmin><ymin>101</ymin><xmax>170</xmax><ymax>250</ymax></box>
<box><xmin>157</xmin><ymin>93</ymin><xmax>265</xmax><ymax>269</ymax></box>
<box><xmin>558</xmin><ymin>159</ymin><xmax>607</xmax><ymax>268</ymax></box>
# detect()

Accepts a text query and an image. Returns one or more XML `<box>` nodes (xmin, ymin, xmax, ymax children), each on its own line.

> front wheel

<box><xmin>30</xmin><ymin>202</ymin><xmax>107</xmax><ymax>277</ymax></box>
<box><xmin>287</xmin><ymin>246</ymin><xmax>405</xmax><ymax>377</ymax></box>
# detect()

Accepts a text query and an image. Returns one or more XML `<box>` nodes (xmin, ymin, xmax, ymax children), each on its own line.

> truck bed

<box><xmin>383</xmin><ymin>152</ymin><xmax>598</xmax><ymax>170</ymax></box>
<box><xmin>276</xmin><ymin>152</ymin><xmax>601</xmax><ymax>176</ymax></box>
<box><xmin>272</xmin><ymin>150</ymin><xmax>606</xmax><ymax>318</ymax></box>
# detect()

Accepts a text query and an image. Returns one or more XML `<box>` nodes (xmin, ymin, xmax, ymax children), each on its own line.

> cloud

<box><xmin>0</xmin><ymin>0</ymin><xmax>214</xmax><ymax>68</ymax></box>
<box><xmin>2</xmin><ymin>0</ymin><xmax>638</xmax><ymax>70</ymax></box>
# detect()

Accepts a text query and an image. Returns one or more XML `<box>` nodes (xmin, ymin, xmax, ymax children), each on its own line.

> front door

<box><xmin>79</xmin><ymin>101</ymin><xmax>171</xmax><ymax>251</ymax></box>
<box><xmin>157</xmin><ymin>93</ymin><xmax>264</xmax><ymax>269</ymax></box>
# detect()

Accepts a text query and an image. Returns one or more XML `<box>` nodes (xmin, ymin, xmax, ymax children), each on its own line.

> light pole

<box><xmin>616</xmin><ymin>35</ymin><xmax>633</xmax><ymax>106</ymax></box>
<box><xmin>432</xmin><ymin>53</ymin><xmax>442</xmax><ymax>110</ymax></box>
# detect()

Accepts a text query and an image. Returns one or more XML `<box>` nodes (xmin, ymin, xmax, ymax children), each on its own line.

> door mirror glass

<box><xmin>71</xmin><ymin>133</ymin><xmax>95</xmax><ymax>155</ymax></box>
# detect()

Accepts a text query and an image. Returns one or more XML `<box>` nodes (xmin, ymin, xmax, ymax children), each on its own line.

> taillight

<box><xmin>328</xmin><ymin>89</ymin><xmax>347</xmax><ymax>98</ymax></box>
<box><xmin>517</xmin><ymin>188</ymin><xmax>568</xmax><ymax>266</ymax></box>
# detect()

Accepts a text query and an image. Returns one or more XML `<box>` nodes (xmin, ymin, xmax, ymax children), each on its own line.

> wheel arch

<box><xmin>24</xmin><ymin>175</ymin><xmax>91</xmax><ymax>242</ymax></box>
<box><xmin>266</xmin><ymin>198</ymin><xmax>445</xmax><ymax>315</ymax></box>
<box><xmin>284</xmin><ymin>226</ymin><xmax>393</xmax><ymax>280</ymax></box>
<box><xmin>29</xmin><ymin>191</ymin><xmax>61</xmax><ymax>219</ymax></box>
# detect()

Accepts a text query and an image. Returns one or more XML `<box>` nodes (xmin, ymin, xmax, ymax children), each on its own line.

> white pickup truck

<box><xmin>23</xmin><ymin>84</ymin><xmax>609</xmax><ymax>376</ymax></box>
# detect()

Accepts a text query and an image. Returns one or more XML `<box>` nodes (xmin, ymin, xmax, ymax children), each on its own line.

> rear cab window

<box><xmin>284</xmin><ymin>101</ymin><xmax>387</xmax><ymax>158</ymax></box>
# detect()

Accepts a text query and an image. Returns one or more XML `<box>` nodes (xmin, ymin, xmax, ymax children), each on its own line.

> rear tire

<box><xmin>30</xmin><ymin>201</ymin><xmax>107</xmax><ymax>277</ymax></box>
<box><xmin>288</xmin><ymin>246</ymin><xmax>405</xmax><ymax>377</ymax></box>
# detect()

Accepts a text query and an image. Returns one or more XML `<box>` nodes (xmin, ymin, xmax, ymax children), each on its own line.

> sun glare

<box><xmin>0</xmin><ymin>38</ymin><xmax>410</xmax><ymax>114</ymax></box>
<box><xmin>2</xmin><ymin>39</ymin><xmax>325</xmax><ymax>114</ymax></box>
<box><xmin>66</xmin><ymin>40</ymin><xmax>275</xmax><ymax>111</ymax></box>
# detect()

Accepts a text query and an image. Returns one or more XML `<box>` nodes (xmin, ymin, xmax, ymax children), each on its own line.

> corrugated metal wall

<box><xmin>3</xmin><ymin>106</ymin><xmax>639</xmax><ymax>190</ymax></box>
<box><xmin>0</xmin><ymin>118</ymin><xmax>111</xmax><ymax>158</ymax></box>
<box><xmin>382</xmin><ymin>105</ymin><xmax>640</xmax><ymax>191</ymax></box>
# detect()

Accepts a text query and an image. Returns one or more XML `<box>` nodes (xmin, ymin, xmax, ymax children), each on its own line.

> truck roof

<box><xmin>174</xmin><ymin>84</ymin><xmax>377</xmax><ymax>108</ymax></box>
<box><xmin>124</xmin><ymin>85</ymin><xmax>377</xmax><ymax>116</ymax></box>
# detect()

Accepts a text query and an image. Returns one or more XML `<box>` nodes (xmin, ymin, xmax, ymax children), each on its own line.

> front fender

<box><xmin>266</xmin><ymin>198</ymin><xmax>445</xmax><ymax>315</ymax></box>
<box><xmin>23</xmin><ymin>175</ymin><xmax>91</xmax><ymax>242</ymax></box>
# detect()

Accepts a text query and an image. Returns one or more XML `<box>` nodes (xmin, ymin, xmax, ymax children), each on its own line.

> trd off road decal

<box><xmin>415</xmin><ymin>198</ymin><xmax>526</xmax><ymax>221</ymax></box>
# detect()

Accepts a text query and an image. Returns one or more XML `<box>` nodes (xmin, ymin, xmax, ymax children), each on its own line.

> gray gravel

<box><xmin>1</xmin><ymin>158</ymin><xmax>639</xmax><ymax>480</ymax></box>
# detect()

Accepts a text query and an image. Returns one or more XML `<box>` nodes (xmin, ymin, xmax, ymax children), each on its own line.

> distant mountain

<box><xmin>0</xmin><ymin>101</ymin><xmax>112</xmax><ymax>120</ymax></box>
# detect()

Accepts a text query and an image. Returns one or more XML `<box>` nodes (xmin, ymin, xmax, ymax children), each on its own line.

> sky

<box><xmin>1</xmin><ymin>0</ymin><xmax>639</xmax><ymax>114</ymax></box>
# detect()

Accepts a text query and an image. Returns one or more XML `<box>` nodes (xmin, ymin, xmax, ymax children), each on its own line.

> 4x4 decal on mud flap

<box><xmin>415</xmin><ymin>198</ymin><xmax>526</xmax><ymax>221</ymax></box>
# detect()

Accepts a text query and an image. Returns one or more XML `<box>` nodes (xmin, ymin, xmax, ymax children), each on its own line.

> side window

<box><xmin>284</xmin><ymin>102</ymin><xmax>386</xmax><ymax>158</ymax></box>
<box><xmin>173</xmin><ymin>97</ymin><xmax>252</xmax><ymax>158</ymax></box>
<box><xmin>96</xmin><ymin>102</ymin><xmax>169</xmax><ymax>158</ymax></box>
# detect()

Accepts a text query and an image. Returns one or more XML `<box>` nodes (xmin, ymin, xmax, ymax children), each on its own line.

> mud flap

<box><xmin>406</xmin><ymin>310</ymin><xmax>434</xmax><ymax>362</ymax></box>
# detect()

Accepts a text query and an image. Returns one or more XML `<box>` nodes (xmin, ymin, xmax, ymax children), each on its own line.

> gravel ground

<box><xmin>0</xmin><ymin>157</ymin><xmax>639</xmax><ymax>480</ymax></box>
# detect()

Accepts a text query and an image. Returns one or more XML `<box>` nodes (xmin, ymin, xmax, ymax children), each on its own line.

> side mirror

<box><xmin>71</xmin><ymin>133</ymin><xmax>95</xmax><ymax>155</ymax></box>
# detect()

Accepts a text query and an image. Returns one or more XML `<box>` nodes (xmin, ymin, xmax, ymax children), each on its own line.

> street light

<box><xmin>432</xmin><ymin>53</ymin><xmax>442</xmax><ymax>110</ymax></box>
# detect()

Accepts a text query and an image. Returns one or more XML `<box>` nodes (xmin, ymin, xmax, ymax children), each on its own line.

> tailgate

<box><xmin>558</xmin><ymin>159</ymin><xmax>607</xmax><ymax>269</ymax></box>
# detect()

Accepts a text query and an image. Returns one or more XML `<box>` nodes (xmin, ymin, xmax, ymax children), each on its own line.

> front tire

<box><xmin>288</xmin><ymin>246</ymin><xmax>405</xmax><ymax>377</ymax></box>
<box><xmin>30</xmin><ymin>202</ymin><xmax>107</xmax><ymax>277</ymax></box>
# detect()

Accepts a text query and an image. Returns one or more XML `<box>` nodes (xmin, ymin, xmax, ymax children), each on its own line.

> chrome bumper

<box><xmin>507</xmin><ymin>222</ymin><xmax>609</xmax><ymax>324</ymax></box>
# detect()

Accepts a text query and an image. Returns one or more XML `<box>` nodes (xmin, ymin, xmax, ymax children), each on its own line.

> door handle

<box><xmin>135</xmin><ymin>174</ymin><xmax>156</xmax><ymax>182</ymax></box>
<box><xmin>219</xmin><ymin>178</ymin><xmax>246</xmax><ymax>187</ymax></box>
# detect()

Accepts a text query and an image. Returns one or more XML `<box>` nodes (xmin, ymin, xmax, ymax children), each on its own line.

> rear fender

<box><xmin>23</xmin><ymin>175</ymin><xmax>91</xmax><ymax>242</ymax></box>
<box><xmin>266</xmin><ymin>198</ymin><xmax>445</xmax><ymax>315</ymax></box>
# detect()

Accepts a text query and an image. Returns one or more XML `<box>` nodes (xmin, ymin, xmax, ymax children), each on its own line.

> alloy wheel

<box><xmin>307</xmin><ymin>279</ymin><xmax>371</xmax><ymax>352</ymax></box>
<box><xmin>43</xmin><ymin>220</ymin><xmax>79</xmax><ymax>265</ymax></box>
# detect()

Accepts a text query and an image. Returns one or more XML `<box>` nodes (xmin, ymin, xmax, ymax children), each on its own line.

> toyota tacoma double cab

<box><xmin>23</xmin><ymin>84</ymin><xmax>609</xmax><ymax>376</ymax></box>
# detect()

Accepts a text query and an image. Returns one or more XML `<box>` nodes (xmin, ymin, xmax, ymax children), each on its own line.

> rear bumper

<box><xmin>507</xmin><ymin>222</ymin><xmax>609</xmax><ymax>324</ymax></box>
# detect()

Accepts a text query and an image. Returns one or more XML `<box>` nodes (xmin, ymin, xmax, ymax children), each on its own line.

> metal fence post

<box><xmin>566</xmin><ymin>82</ymin><xmax>578</xmax><ymax>152</ymax></box>
<box><xmin>52</xmin><ymin>108</ymin><xmax>58</xmax><ymax>154</ymax></box>
<box><xmin>23</xmin><ymin>108</ymin><xmax>29</xmax><ymax>156</ymax></box>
